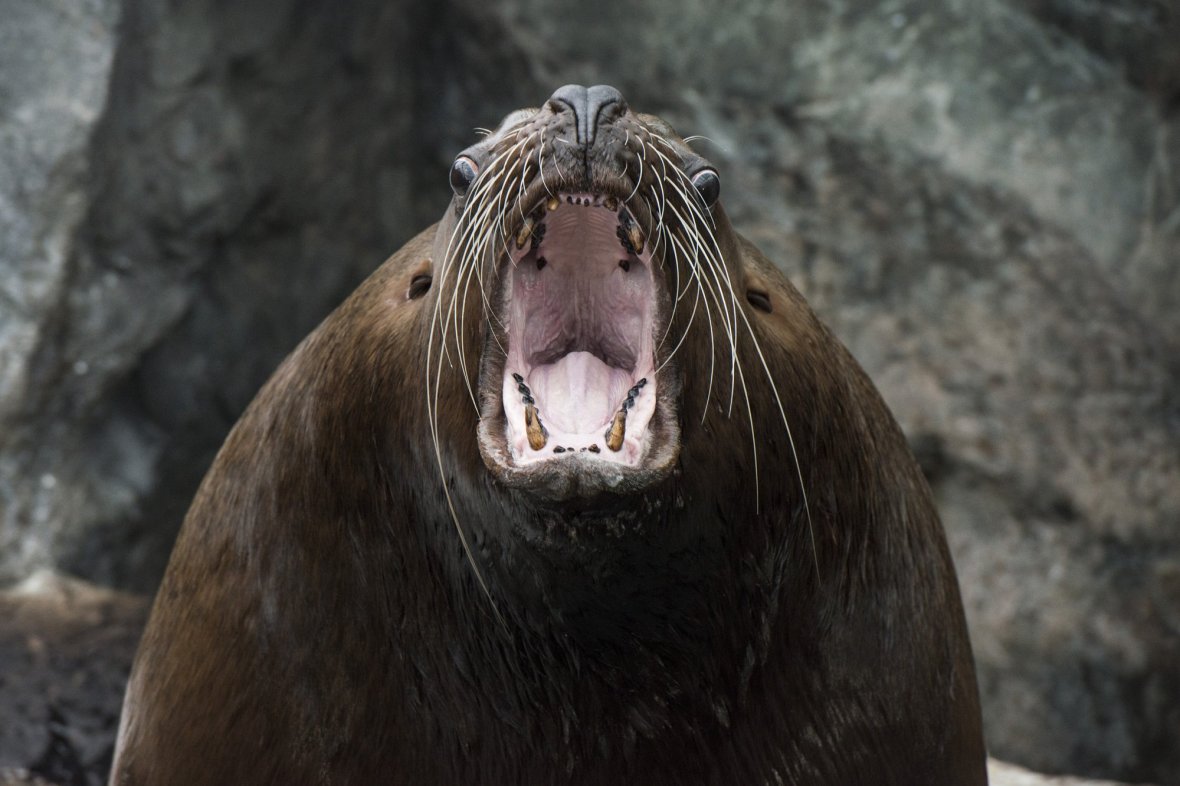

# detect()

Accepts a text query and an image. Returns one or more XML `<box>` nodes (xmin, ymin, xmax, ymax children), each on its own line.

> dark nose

<box><xmin>547</xmin><ymin>84</ymin><xmax>628</xmax><ymax>146</ymax></box>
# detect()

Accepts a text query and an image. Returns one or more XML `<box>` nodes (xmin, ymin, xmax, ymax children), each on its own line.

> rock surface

<box><xmin>0</xmin><ymin>0</ymin><xmax>1176</xmax><ymax>782</ymax></box>
<box><xmin>0</xmin><ymin>0</ymin><xmax>122</xmax><ymax>589</ymax></box>
<box><xmin>0</xmin><ymin>572</ymin><xmax>148</xmax><ymax>786</ymax></box>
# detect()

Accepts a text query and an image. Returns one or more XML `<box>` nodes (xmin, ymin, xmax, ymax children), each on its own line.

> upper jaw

<box><xmin>475</xmin><ymin>188</ymin><xmax>681</xmax><ymax>499</ymax></box>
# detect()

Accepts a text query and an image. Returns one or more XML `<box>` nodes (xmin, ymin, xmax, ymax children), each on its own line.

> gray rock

<box><xmin>0</xmin><ymin>0</ymin><xmax>122</xmax><ymax>582</ymax></box>
<box><xmin>0</xmin><ymin>0</ymin><xmax>1176</xmax><ymax>782</ymax></box>
<box><xmin>0</xmin><ymin>773</ymin><xmax>57</xmax><ymax>786</ymax></box>
<box><xmin>0</xmin><ymin>0</ymin><xmax>452</xmax><ymax>590</ymax></box>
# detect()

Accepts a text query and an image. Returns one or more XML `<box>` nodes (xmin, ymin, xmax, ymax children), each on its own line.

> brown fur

<box><xmin>111</xmin><ymin>92</ymin><xmax>987</xmax><ymax>785</ymax></box>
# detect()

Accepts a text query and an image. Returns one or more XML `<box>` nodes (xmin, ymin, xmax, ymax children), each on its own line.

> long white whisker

<box><xmin>655</xmin><ymin>256</ymin><xmax>706</xmax><ymax>374</ymax></box>
<box><xmin>663</xmin><ymin>225</ymin><xmax>725</xmax><ymax>419</ymax></box>
<box><xmin>425</xmin><ymin>273</ymin><xmax>505</xmax><ymax>627</ymax></box>
<box><xmin>732</xmin><ymin>285</ymin><xmax>821</xmax><ymax>580</ymax></box>
<box><xmin>665</xmin><ymin>147</ymin><xmax>818</xmax><ymax>576</ymax></box>
<box><xmin>425</xmin><ymin>132</ymin><xmax>539</xmax><ymax>625</ymax></box>
<box><xmin>659</xmin><ymin>164</ymin><xmax>739</xmax><ymax>412</ymax></box>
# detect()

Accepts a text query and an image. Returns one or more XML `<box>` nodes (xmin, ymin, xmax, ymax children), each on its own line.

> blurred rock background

<box><xmin>0</xmin><ymin>0</ymin><xmax>1176</xmax><ymax>784</ymax></box>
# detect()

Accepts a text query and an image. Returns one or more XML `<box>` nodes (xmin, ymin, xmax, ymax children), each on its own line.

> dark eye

<box><xmin>450</xmin><ymin>155</ymin><xmax>479</xmax><ymax>197</ymax></box>
<box><xmin>690</xmin><ymin>167</ymin><xmax>720</xmax><ymax>208</ymax></box>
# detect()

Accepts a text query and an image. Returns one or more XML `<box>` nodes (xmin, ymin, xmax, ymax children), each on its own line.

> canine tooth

<box><xmin>515</xmin><ymin>216</ymin><xmax>535</xmax><ymax>249</ymax></box>
<box><xmin>606</xmin><ymin>410</ymin><xmax>627</xmax><ymax>452</ymax></box>
<box><xmin>617</xmin><ymin>213</ymin><xmax>645</xmax><ymax>255</ymax></box>
<box><xmin>547</xmin><ymin>196</ymin><xmax>560</xmax><ymax>212</ymax></box>
<box><xmin>627</xmin><ymin>224</ymin><xmax>645</xmax><ymax>254</ymax></box>
<box><xmin>525</xmin><ymin>404</ymin><xmax>547</xmax><ymax>450</ymax></box>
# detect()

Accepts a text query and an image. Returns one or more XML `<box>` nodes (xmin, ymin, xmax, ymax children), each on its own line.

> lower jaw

<box><xmin>501</xmin><ymin>357</ymin><xmax>656</xmax><ymax>468</ymax></box>
<box><xmin>475</xmin><ymin>433</ymin><xmax>675</xmax><ymax>502</ymax></box>
<box><xmin>476</xmin><ymin>366</ymin><xmax>683</xmax><ymax>502</ymax></box>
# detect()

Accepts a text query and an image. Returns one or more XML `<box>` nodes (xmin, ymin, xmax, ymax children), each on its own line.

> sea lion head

<box><xmin>428</xmin><ymin>85</ymin><xmax>738</xmax><ymax>503</ymax></box>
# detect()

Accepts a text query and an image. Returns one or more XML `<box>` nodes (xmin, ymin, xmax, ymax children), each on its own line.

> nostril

<box><xmin>549</xmin><ymin>84</ymin><xmax>591</xmax><ymax>145</ymax></box>
<box><xmin>588</xmin><ymin>84</ymin><xmax>627</xmax><ymax>119</ymax></box>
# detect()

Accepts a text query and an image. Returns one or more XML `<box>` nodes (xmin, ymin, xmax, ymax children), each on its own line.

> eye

<box><xmin>690</xmin><ymin>167</ymin><xmax>720</xmax><ymax>208</ymax></box>
<box><xmin>450</xmin><ymin>155</ymin><xmax>479</xmax><ymax>197</ymax></box>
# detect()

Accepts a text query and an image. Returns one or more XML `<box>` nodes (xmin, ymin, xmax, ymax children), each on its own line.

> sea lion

<box><xmin>109</xmin><ymin>84</ymin><xmax>987</xmax><ymax>785</ymax></box>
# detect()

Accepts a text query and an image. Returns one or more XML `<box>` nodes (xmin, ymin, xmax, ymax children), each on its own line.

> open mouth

<box><xmin>500</xmin><ymin>192</ymin><xmax>658</xmax><ymax>467</ymax></box>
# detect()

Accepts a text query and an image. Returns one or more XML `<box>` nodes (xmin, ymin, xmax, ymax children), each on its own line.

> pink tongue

<box><xmin>529</xmin><ymin>351</ymin><xmax>631</xmax><ymax>433</ymax></box>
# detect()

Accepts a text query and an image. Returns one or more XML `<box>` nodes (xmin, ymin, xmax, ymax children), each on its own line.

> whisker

<box><xmin>644</xmin><ymin>125</ymin><xmax>817</xmax><ymax>575</ymax></box>
<box><xmin>429</xmin><ymin>114</ymin><xmax>820</xmax><ymax>622</ymax></box>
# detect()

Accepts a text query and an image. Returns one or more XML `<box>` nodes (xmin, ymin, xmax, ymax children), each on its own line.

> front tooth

<box><xmin>515</xmin><ymin>216</ymin><xmax>535</xmax><ymax>249</ymax></box>
<box><xmin>605</xmin><ymin>410</ymin><xmax>627</xmax><ymax>452</ymax></box>
<box><xmin>525</xmin><ymin>404</ymin><xmax>547</xmax><ymax>450</ymax></box>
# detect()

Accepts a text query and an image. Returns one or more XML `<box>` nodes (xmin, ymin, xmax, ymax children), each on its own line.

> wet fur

<box><xmin>111</xmin><ymin>107</ymin><xmax>987</xmax><ymax>785</ymax></box>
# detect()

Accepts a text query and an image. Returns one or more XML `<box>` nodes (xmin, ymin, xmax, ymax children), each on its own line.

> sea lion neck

<box><xmin>422</xmin><ymin>475</ymin><xmax>795</xmax><ymax>752</ymax></box>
